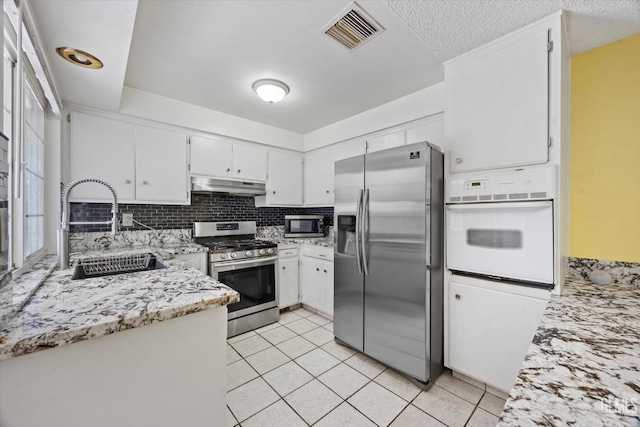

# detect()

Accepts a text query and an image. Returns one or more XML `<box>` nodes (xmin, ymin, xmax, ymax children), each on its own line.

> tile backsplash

<box><xmin>70</xmin><ymin>193</ymin><xmax>334</xmax><ymax>232</ymax></box>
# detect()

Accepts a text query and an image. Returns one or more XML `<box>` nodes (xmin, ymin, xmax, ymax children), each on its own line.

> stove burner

<box><xmin>196</xmin><ymin>238</ymin><xmax>277</xmax><ymax>252</ymax></box>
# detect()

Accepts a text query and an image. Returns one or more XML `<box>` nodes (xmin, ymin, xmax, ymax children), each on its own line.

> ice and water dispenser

<box><xmin>337</xmin><ymin>215</ymin><xmax>357</xmax><ymax>256</ymax></box>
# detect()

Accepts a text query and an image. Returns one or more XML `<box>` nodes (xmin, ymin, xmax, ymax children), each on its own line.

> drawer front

<box><xmin>301</xmin><ymin>245</ymin><xmax>334</xmax><ymax>261</ymax></box>
<box><xmin>279</xmin><ymin>248</ymin><xmax>299</xmax><ymax>258</ymax></box>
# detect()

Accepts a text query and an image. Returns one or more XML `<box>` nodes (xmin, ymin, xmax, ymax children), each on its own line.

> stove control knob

<box><xmin>220</xmin><ymin>254</ymin><xmax>227</xmax><ymax>260</ymax></box>
<box><xmin>230</xmin><ymin>253</ymin><xmax>237</xmax><ymax>259</ymax></box>
<box><xmin>259</xmin><ymin>249</ymin><xmax>266</xmax><ymax>255</ymax></box>
<box><xmin>245</xmin><ymin>251</ymin><xmax>252</xmax><ymax>257</ymax></box>
<box><xmin>267</xmin><ymin>248</ymin><xmax>274</xmax><ymax>254</ymax></box>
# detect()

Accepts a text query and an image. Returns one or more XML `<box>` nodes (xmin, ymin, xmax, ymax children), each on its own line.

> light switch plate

<box><xmin>122</xmin><ymin>213</ymin><xmax>133</xmax><ymax>227</ymax></box>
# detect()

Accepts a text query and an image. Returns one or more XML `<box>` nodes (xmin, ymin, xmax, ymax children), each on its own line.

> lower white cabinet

<box><xmin>447</xmin><ymin>279</ymin><xmax>548</xmax><ymax>392</ymax></box>
<box><xmin>300</xmin><ymin>245</ymin><xmax>333</xmax><ymax>316</ymax></box>
<box><xmin>278</xmin><ymin>246</ymin><xmax>299</xmax><ymax>308</ymax></box>
<box><xmin>174</xmin><ymin>252</ymin><xmax>208</xmax><ymax>275</ymax></box>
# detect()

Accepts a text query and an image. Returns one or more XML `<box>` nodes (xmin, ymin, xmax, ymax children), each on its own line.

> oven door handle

<box><xmin>446</xmin><ymin>201</ymin><xmax>552</xmax><ymax>210</ymax></box>
<box><xmin>213</xmin><ymin>256</ymin><xmax>278</xmax><ymax>270</ymax></box>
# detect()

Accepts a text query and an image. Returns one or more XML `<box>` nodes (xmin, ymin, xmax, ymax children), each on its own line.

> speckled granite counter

<box><xmin>0</xmin><ymin>245</ymin><xmax>238</xmax><ymax>361</ymax></box>
<box><xmin>257</xmin><ymin>225</ymin><xmax>334</xmax><ymax>248</ymax></box>
<box><xmin>498</xmin><ymin>278</ymin><xmax>640</xmax><ymax>426</ymax></box>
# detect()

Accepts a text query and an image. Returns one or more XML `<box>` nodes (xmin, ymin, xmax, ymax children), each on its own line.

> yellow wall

<box><xmin>570</xmin><ymin>33</ymin><xmax>640</xmax><ymax>263</ymax></box>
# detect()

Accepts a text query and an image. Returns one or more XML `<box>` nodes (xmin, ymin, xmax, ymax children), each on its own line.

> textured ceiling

<box><xmin>386</xmin><ymin>0</ymin><xmax>640</xmax><ymax>60</ymax></box>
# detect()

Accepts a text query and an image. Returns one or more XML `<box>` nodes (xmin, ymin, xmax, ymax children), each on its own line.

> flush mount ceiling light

<box><xmin>252</xmin><ymin>79</ymin><xmax>289</xmax><ymax>103</ymax></box>
<box><xmin>55</xmin><ymin>47</ymin><xmax>103</xmax><ymax>69</ymax></box>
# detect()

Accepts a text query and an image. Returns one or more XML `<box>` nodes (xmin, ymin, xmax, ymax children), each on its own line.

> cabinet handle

<box><xmin>124</xmin><ymin>180</ymin><xmax>131</xmax><ymax>184</ymax></box>
<box><xmin>226</xmin><ymin>168</ymin><xmax>230</xmax><ymax>173</ymax></box>
<box><xmin>323</xmin><ymin>269</ymin><xmax>327</xmax><ymax>273</ymax></box>
<box><xmin>455</xmin><ymin>294</ymin><xmax>461</xmax><ymax>300</ymax></box>
<box><xmin>237</xmin><ymin>169</ymin><xmax>241</xmax><ymax>174</ymax></box>
<box><xmin>272</xmin><ymin>191</ymin><xmax>276</xmax><ymax>194</ymax></box>
<box><xmin>326</xmin><ymin>190</ymin><xmax>330</xmax><ymax>193</ymax></box>
<box><xmin>141</xmin><ymin>180</ymin><xmax>148</xmax><ymax>185</ymax></box>
<box><xmin>282</xmin><ymin>266</ymin><xmax>286</xmax><ymax>270</ymax></box>
<box><xmin>455</xmin><ymin>158</ymin><xmax>463</xmax><ymax>164</ymax></box>
<box><xmin>316</xmin><ymin>268</ymin><xmax>320</xmax><ymax>271</ymax></box>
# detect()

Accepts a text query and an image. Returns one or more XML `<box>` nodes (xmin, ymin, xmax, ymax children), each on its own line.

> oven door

<box><xmin>446</xmin><ymin>201</ymin><xmax>553</xmax><ymax>285</ymax></box>
<box><xmin>212</xmin><ymin>256</ymin><xmax>278</xmax><ymax>319</ymax></box>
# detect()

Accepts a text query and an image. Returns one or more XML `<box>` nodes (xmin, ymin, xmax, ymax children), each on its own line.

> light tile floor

<box><xmin>227</xmin><ymin>308</ymin><xmax>505</xmax><ymax>427</ymax></box>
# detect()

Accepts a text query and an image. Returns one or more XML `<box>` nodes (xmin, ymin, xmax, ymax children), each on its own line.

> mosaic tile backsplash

<box><xmin>70</xmin><ymin>193</ymin><xmax>334</xmax><ymax>232</ymax></box>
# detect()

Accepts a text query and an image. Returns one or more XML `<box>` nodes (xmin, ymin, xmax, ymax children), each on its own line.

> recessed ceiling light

<box><xmin>55</xmin><ymin>47</ymin><xmax>103</xmax><ymax>69</ymax></box>
<box><xmin>252</xmin><ymin>79</ymin><xmax>289</xmax><ymax>103</ymax></box>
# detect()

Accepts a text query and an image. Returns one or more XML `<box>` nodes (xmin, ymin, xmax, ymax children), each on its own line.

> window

<box><xmin>22</xmin><ymin>79</ymin><xmax>44</xmax><ymax>258</ymax></box>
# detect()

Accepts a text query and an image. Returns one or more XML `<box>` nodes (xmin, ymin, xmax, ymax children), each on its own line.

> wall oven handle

<box><xmin>446</xmin><ymin>201</ymin><xmax>552</xmax><ymax>210</ymax></box>
<box><xmin>213</xmin><ymin>256</ymin><xmax>278</xmax><ymax>270</ymax></box>
<box><xmin>361</xmin><ymin>188</ymin><xmax>370</xmax><ymax>276</ymax></box>
<box><xmin>355</xmin><ymin>189</ymin><xmax>363</xmax><ymax>275</ymax></box>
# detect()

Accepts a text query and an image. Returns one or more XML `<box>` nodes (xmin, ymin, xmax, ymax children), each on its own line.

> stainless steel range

<box><xmin>193</xmin><ymin>221</ymin><xmax>278</xmax><ymax>337</ymax></box>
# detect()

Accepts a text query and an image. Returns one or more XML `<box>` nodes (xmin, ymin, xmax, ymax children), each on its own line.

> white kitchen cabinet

<box><xmin>300</xmin><ymin>245</ymin><xmax>333</xmax><ymax>316</ymax></box>
<box><xmin>135</xmin><ymin>125</ymin><xmax>189</xmax><ymax>204</ymax></box>
<box><xmin>189</xmin><ymin>135</ymin><xmax>234</xmax><ymax>179</ymax></box>
<box><xmin>70</xmin><ymin>112</ymin><xmax>136</xmax><ymax>202</ymax></box>
<box><xmin>174</xmin><ymin>252</ymin><xmax>208</xmax><ymax>275</ymax></box>
<box><xmin>69</xmin><ymin>112</ymin><xmax>189</xmax><ymax>204</ymax></box>
<box><xmin>278</xmin><ymin>246</ymin><xmax>299</xmax><ymax>308</ymax></box>
<box><xmin>232</xmin><ymin>144</ymin><xmax>267</xmax><ymax>182</ymax></box>
<box><xmin>255</xmin><ymin>150</ymin><xmax>303</xmax><ymax>207</ymax></box>
<box><xmin>366</xmin><ymin>129</ymin><xmax>405</xmax><ymax>153</ymax></box>
<box><xmin>446</xmin><ymin>29</ymin><xmax>550</xmax><ymax>173</ymax></box>
<box><xmin>190</xmin><ymin>135</ymin><xmax>267</xmax><ymax>182</ymax></box>
<box><xmin>448</xmin><ymin>279</ymin><xmax>548</xmax><ymax>392</ymax></box>
<box><xmin>303</xmin><ymin>148</ymin><xmax>334</xmax><ymax>206</ymax></box>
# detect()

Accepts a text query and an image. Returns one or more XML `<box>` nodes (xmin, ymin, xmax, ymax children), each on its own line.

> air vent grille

<box><xmin>323</xmin><ymin>3</ymin><xmax>383</xmax><ymax>51</ymax></box>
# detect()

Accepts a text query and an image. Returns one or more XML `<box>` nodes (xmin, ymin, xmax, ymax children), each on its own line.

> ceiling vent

<box><xmin>322</xmin><ymin>2</ymin><xmax>384</xmax><ymax>51</ymax></box>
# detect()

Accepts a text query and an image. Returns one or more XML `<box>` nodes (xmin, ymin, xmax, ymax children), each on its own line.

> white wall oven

<box><xmin>446</xmin><ymin>167</ymin><xmax>556</xmax><ymax>289</ymax></box>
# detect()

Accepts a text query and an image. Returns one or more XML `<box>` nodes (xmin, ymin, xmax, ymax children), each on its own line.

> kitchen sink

<box><xmin>71</xmin><ymin>252</ymin><xmax>166</xmax><ymax>280</ymax></box>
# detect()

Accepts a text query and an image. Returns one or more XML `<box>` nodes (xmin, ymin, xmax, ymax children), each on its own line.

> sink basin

<box><xmin>71</xmin><ymin>252</ymin><xmax>166</xmax><ymax>280</ymax></box>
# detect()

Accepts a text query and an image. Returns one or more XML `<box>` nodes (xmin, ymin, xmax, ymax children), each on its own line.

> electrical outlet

<box><xmin>122</xmin><ymin>213</ymin><xmax>134</xmax><ymax>227</ymax></box>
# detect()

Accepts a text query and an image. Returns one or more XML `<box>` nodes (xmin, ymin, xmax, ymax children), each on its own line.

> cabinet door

<box><xmin>135</xmin><ymin>125</ymin><xmax>189</xmax><ymax>204</ymax></box>
<box><xmin>447</xmin><ymin>30</ymin><xmax>549</xmax><ymax>173</ymax></box>
<box><xmin>366</xmin><ymin>130</ymin><xmax>405</xmax><ymax>153</ymax></box>
<box><xmin>303</xmin><ymin>148</ymin><xmax>334</xmax><ymax>206</ymax></box>
<box><xmin>69</xmin><ymin>112</ymin><xmax>135</xmax><ymax>202</ymax></box>
<box><xmin>233</xmin><ymin>144</ymin><xmax>267</xmax><ymax>182</ymax></box>
<box><xmin>448</xmin><ymin>281</ymin><xmax>547</xmax><ymax>392</ymax></box>
<box><xmin>320</xmin><ymin>261</ymin><xmax>334</xmax><ymax>316</ymax></box>
<box><xmin>266</xmin><ymin>151</ymin><xmax>303</xmax><ymax>206</ymax></box>
<box><xmin>279</xmin><ymin>257</ymin><xmax>299</xmax><ymax>308</ymax></box>
<box><xmin>300</xmin><ymin>256</ymin><xmax>323</xmax><ymax>310</ymax></box>
<box><xmin>189</xmin><ymin>135</ymin><xmax>233</xmax><ymax>179</ymax></box>
<box><xmin>174</xmin><ymin>252</ymin><xmax>208</xmax><ymax>275</ymax></box>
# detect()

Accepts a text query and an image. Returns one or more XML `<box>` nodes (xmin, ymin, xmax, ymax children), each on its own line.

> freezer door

<box><xmin>334</xmin><ymin>155</ymin><xmax>365</xmax><ymax>352</ymax></box>
<box><xmin>363</xmin><ymin>142</ymin><xmax>430</xmax><ymax>382</ymax></box>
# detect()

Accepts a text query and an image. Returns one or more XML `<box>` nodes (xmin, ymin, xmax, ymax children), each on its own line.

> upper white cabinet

<box><xmin>366</xmin><ymin>129</ymin><xmax>405</xmax><ymax>154</ymax></box>
<box><xmin>135</xmin><ymin>125</ymin><xmax>189</xmax><ymax>203</ymax></box>
<box><xmin>255</xmin><ymin>150</ymin><xmax>303</xmax><ymax>207</ymax></box>
<box><xmin>406</xmin><ymin>113</ymin><xmax>444</xmax><ymax>147</ymax></box>
<box><xmin>69</xmin><ymin>112</ymin><xmax>189</xmax><ymax>204</ymax></box>
<box><xmin>190</xmin><ymin>135</ymin><xmax>267</xmax><ymax>182</ymax></box>
<box><xmin>70</xmin><ymin>112</ymin><xmax>136</xmax><ymax>201</ymax></box>
<box><xmin>446</xmin><ymin>29</ymin><xmax>550</xmax><ymax>173</ymax></box>
<box><xmin>303</xmin><ymin>148</ymin><xmax>334</xmax><ymax>206</ymax></box>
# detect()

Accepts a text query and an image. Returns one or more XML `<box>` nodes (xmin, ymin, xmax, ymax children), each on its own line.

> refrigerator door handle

<box><xmin>361</xmin><ymin>188</ymin><xmax>370</xmax><ymax>276</ymax></box>
<box><xmin>355</xmin><ymin>189</ymin><xmax>364</xmax><ymax>274</ymax></box>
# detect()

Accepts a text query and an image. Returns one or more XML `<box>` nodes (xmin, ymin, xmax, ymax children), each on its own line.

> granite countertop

<box><xmin>0</xmin><ymin>245</ymin><xmax>238</xmax><ymax>361</ymax></box>
<box><xmin>268</xmin><ymin>236</ymin><xmax>334</xmax><ymax>248</ymax></box>
<box><xmin>498</xmin><ymin>278</ymin><xmax>640</xmax><ymax>426</ymax></box>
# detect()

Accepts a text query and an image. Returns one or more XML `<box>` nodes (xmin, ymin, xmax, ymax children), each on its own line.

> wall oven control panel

<box><xmin>447</xmin><ymin>166</ymin><xmax>556</xmax><ymax>203</ymax></box>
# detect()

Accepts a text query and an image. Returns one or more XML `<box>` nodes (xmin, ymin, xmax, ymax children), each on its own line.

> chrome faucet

<box><xmin>57</xmin><ymin>178</ymin><xmax>119</xmax><ymax>269</ymax></box>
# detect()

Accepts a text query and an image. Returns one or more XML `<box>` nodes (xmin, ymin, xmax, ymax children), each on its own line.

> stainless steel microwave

<box><xmin>284</xmin><ymin>215</ymin><xmax>324</xmax><ymax>238</ymax></box>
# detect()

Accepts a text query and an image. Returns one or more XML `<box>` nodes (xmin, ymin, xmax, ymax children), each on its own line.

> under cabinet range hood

<box><xmin>191</xmin><ymin>176</ymin><xmax>266</xmax><ymax>196</ymax></box>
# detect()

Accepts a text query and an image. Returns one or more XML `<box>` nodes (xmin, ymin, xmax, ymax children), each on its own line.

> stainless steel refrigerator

<box><xmin>334</xmin><ymin>141</ymin><xmax>444</xmax><ymax>387</ymax></box>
